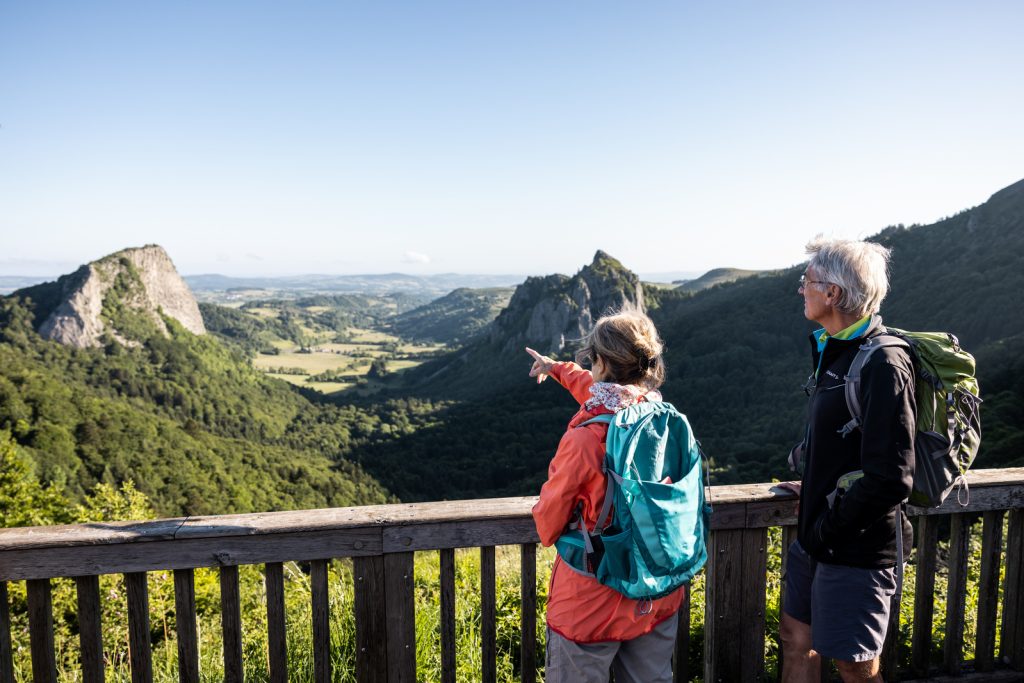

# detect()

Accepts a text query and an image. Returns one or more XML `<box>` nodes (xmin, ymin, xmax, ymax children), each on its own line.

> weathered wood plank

<box><xmin>520</xmin><ymin>543</ymin><xmax>537</xmax><ymax>683</ymax></box>
<box><xmin>383</xmin><ymin>518</ymin><xmax>539</xmax><ymax>552</ymax></box>
<box><xmin>0</xmin><ymin>518</ymin><xmax>187</xmax><ymax>551</ymax></box>
<box><xmin>265</xmin><ymin>562</ymin><xmax>287</xmax><ymax>683</ymax></box>
<box><xmin>27</xmin><ymin>578</ymin><xmax>57</xmax><ymax>683</ymax></box>
<box><xmin>1003</xmin><ymin>509</ymin><xmax>1024</xmax><ymax>671</ymax></box>
<box><xmin>440</xmin><ymin>548</ymin><xmax>456</xmax><ymax>683</ymax></box>
<box><xmin>311</xmin><ymin>559</ymin><xmax>331</xmax><ymax>683</ymax></box>
<box><xmin>976</xmin><ymin>510</ymin><xmax>1004</xmax><ymax>672</ymax></box>
<box><xmin>704</xmin><ymin>528</ymin><xmax>746</xmax><ymax>682</ymax></box>
<box><xmin>0</xmin><ymin>582</ymin><xmax>12</xmax><ymax>683</ymax></box>
<box><xmin>126</xmin><ymin>572</ymin><xmax>153</xmax><ymax>683</ymax></box>
<box><xmin>944</xmin><ymin>514</ymin><xmax>970</xmax><ymax>674</ymax></box>
<box><xmin>481</xmin><ymin>545</ymin><xmax>497</xmax><ymax>683</ymax></box>
<box><xmin>174</xmin><ymin>569</ymin><xmax>200</xmax><ymax>683</ymax></box>
<box><xmin>740</xmin><ymin>528</ymin><xmax>768</xmax><ymax>682</ymax></box>
<box><xmin>673</xmin><ymin>583</ymin><xmax>691</xmax><ymax>683</ymax></box>
<box><xmin>353</xmin><ymin>555</ymin><xmax>387</xmax><ymax>683</ymax></box>
<box><xmin>912</xmin><ymin>515</ymin><xmax>938</xmax><ymax>678</ymax></box>
<box><xmin>0</xmin><ymin>527</ymin><xmax>382</xmax><ymax>581</ymax></box>
<box><xmin>219</xmin><ymin>565</ymin><xmax>244</xmax><ymax>683</ymax></box>
<box><xmin>881</xmin><ymin>580</ymin><xmax>901</xmax><ymax>682</ymax></box>
<box><xmin>384</xmin><ymin>552</ymin><xmax>416</xmax><ymax>683</ymax></box>
<box><xmin>75</xmin><ymin>575</ymin><xmax>105</xmax><ymax>683</ymax></box>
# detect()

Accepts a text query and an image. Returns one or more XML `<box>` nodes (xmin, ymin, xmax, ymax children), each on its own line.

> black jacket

<box><xmin>797</xmin><ymin>316</ymin><xmax>916</xmax><ymax>569</ymax></box>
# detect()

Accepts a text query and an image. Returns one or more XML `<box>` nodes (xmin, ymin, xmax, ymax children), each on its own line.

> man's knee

<box><xmin>834</xmin><ymin>657</ymin><xmax>880</xmax><ymax>681</ymax></box>
<box><xmin>780</xmin><ymin>612</ymin><xmax>812</xmax><ymax>651</ymax></box>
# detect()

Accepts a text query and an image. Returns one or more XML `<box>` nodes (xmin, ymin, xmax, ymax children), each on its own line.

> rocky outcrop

<box><xmin>488</xmin><ymin>250</ymin><xmax>644</xmax><ymax>354</ymax></box>
<box><xmin>31</xmin><ymin>245</ymin><xmax>205</xmax><ymax>348</ymax></box>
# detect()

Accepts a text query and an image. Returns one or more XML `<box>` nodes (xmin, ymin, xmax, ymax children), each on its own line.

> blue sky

<box><xmin>2</xmin><ymin>1</ymin><xmax>1022</xmax><ymax>278</ymax></box>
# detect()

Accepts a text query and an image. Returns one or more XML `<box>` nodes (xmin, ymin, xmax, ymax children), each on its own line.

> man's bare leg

<box><xmin>835</xmin><ymin>656</ymin><xmax>883</xmax><ymax>682</ymax></box>
<box><xmin>780</xmin><ymin>612</ymin><xmax>821</xmax><ymax>683</ymax></box>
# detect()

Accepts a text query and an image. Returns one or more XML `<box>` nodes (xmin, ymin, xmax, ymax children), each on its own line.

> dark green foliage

<box><xmin>0</xmin><ymin>296</ymin><xmax>394</xmax><ymax>516</ymax></box>
<box><xmin>389</xmin><ymin>287</ymin><xmax>514</xmax><ymax>344</ymax></box>
<box><xmin>199</xmin><ymin>302</ymin><xmax>301</xmax><ymax>354</ymax></box>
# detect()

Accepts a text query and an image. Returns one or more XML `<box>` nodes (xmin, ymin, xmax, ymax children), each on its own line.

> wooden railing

<box><xmin>1</xmin><ymin>468</ymin><xmax>1023</xmax><ymax>682</ymax></box>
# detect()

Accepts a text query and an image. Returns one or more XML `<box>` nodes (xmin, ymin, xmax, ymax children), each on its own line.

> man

<box><xmin>779</xmin><ymin>237</ymin><xmax>915</xmax><ymax>682</ymax></box>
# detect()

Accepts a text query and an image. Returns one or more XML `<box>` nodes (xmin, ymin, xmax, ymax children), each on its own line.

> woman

<box><xmin>780</xmin><ymin>237</ymin><xmax>915</xmax><ymax>683</ymax></box>
<box><xmin>526</xmin><ymin>308</ymin><xmax>685</xmax><ymax>683</ymax></box>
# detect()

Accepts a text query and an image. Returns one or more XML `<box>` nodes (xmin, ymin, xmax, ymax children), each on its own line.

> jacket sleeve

<box><xmin>532</xmin><ymin>426</ymin><xmax>605</xmax><ymax>547</ymax></box>
<box><xmin>817</xmin><ymin>348</ymin><xmax>915</xmax><ymax>544</ymax></box>
<box><xmin>549</xmin><ymin>361</ymin><xmax>595</xmax><ymax>406</ymax></box>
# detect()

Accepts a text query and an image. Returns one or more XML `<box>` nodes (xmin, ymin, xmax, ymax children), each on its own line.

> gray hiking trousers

<box><xmin>544</xmin><ymin>615</ymin><xmax>678</xmax><ymax>683</ymax></box>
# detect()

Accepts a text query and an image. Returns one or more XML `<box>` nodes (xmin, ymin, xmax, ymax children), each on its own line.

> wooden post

<box><xmin>220</xmin><ymin>565</ymin><xmax>244</xmax><ymax>683</ymax></box>
<box><xmin>944</xmin><ymin>513</ymin><xmax>970</xmax><ymax>674</ymax></box>
<box><xmin>1003</xmin><ymin>509</ymin><xmax>1024</xmax><ymax>670</ymax></box>
<box><xmin>911</xmin><ymin>516</ymin><xmax>938</xmax><ymax>677</ymax></box>
<box><xmin>0</xmin><ymin>582</ymin><xmax>12</xmax><ymax>683</ymax></box>
<box><xmin>27</xmin><ymin>578</ymin><xmax>57</xmax><ymax>683</ymax></box>
<box><xmin>174</xmin><ymin>569</ymin><xmax>200</xmax><ymax>683</ymax></box>
<box><xmin>976</xmin><ymin>510</ymin><xmax>1004</xmax><ymax>672</ymax></box>
<box><xmin>520</xmin><ymin>543</ymin><xmax>537</xmax><ymax>683</ymax></box>
<box><xmin>353</xmin><ymin>555</ymin><xmax>387</xmax><ymax>683</ymax></box>
<box><xmin>126</xmin><ymin>572</ymin><xmax>153</xmax><ymax>683</ymax></box>
<box><xmin>673</xmin><ymin>582</ymin><xmax>691</xmax><ymax>683</ymax></box>
<box><xmin>705</xmin><ymin>528</ymin><xmax>768</xmax><ymax>682</ymax></box>
<box><xmin>76</xmin><ymin>575</ymin><xmax>105</xmax><ymax>683</ymax></box>
<box><xmin>310</xmin><ymin>560</ymin><xmax>331</xmax><ymax>683</ymax></box>
<box><xmin>384</xmin><ymin>552</ymin><xmax>416</xmax><ymax>683</ymax></box>
<box><xmin>440</xmin><ymin>549</ymin><xmax>457</xmax><ymax>683</ymax></box>
<box><xmin>481</xmin><ymin>545</ymin><xmax>497</xmax><ymax>683</ymax></box>
<box><xmin>265</xmin><ymin>562</ymin><xmax>287</xmax><ymax>683</ymax></box>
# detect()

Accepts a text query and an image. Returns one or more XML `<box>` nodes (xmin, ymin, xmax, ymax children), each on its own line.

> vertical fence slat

<box><xmin>220</xmin><ymin>565</ymin><xmax>244</xmax><ymax>683</ymax></box>
<box><xmin>440</xmin><ymin>549</ymin><xmax>457</xmax><ymax>683</ymax></box>
<box><xmin>265</xmin><ymin>562</ymin><xmax>287</xmax><ymax>683</ymax></box>
<box><xmin>944</xmin><ymin>513</ymin><xmax>970</xmax><ymax>674</ymax></box>
<box><xmin>880</xmin><ymin>583</ymin><xmax>900</xmax><ymax>681</ymax></box>
<box><xmin>311</xmin><ymin>560</ymin><xmax>331</xmax><ymax>683</ymax></box>
<box><xmin>384</xmin><ymin>552</ymin><xmax>416</xmax><ymax>683</ymax></box>
<box><xmin>1003</xmin><ymin>509</ymin><xmax>1024</xmax><ymax>671</ymax></box>
<box><xmin>354</xmin><ymin>555</ymin><xmax>387</xmax><ymax>683</ymax></box>
<box><xmin>76</xmin><ymin>575</ymin><xmax>105</xmax><ymax>683</ymax></box>
<box><xmin>673</xmin><ymin>582</ymin><xmax>691</xmax><ymax>683</ymax></box>
<box><xmin>481</xmin><ymin>545</ymin><xmax>497</xmax><ymax>683</ymax></box>
<box><xmin>27</xmin><ymin>578</ymin><xmax>57</xmax><ymax>683</ymax></box>
<box><xmin>741</xmin><ymin>528</ymin><xmax>768</xmax><ymax>682</ymax></box>
<box><xmin>126</xmin><ymin>571</ymin><xmax>153</xmax><ymax>683</ymax></box>
<box><xmin>174</xmin><ymin>569</ymin><xmax>200</xmax><ymax>683</ymax></box>
<box><xmin>520</xmin><ymin>543</ymin><xmax>537</xmax><ymax>683</ymax></box>
<box><xmin>976</xmin><ymin>510</ymin><xmax>1004</xmax><ymax>672</ymax></box>
<box><xmin>705</xmin><ymin>529</ymin><xmax>744</xmax><ymax>682</ymax></box>
<box><xmin>911</xmin><ymin>515</ymin><xmax>938</xmax><ymax>677</ymax></box>
<box><xmin>0</xmin><ymin>582</ymin><xmax>12</xmax><ymax>683</ymax></box>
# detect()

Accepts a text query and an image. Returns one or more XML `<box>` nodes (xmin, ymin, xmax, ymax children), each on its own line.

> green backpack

<box><xmin>555</xmin><ymin>402</ymin><xmax>710</xmax><ymax>601</ymax></box>
<box><xmin>840</xmin><ymin>327</ymin><xmax>982</xmax><ymax>507</ymax></box>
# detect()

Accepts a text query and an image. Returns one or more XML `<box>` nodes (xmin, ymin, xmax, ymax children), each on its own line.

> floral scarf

<box><xmin>584</xmin><ymin>382</ymin><xmax>662</xmax><ymax>413</ymax></box>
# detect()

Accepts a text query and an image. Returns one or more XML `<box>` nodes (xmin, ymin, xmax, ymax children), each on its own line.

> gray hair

<box><xmin>805</xmin><ymin>237</ymin><xmax>892</xmax><ymax>317</ymax></box>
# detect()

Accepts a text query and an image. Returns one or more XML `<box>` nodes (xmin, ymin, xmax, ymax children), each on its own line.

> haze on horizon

<box><xmin>2</xmin><ymin>1</ymin><xmax>1022</xmax><ymax>279</ymax></box>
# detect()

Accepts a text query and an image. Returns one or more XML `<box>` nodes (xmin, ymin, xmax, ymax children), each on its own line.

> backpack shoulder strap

<box><xmin>839</xmin><ymin>334</ymin><xmax>910</xmax><ymax>437</ymax></box>
<box><xmin>579</xmin><ymin>414</ymin><xmax>614</xmax><ymax>427</ymax></box>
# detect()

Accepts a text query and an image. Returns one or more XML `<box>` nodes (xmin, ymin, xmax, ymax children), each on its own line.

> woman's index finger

<box><xmin>525</xmin><ymin>347</ymin><xmax>543</xmax><ymax>361</ymax></box>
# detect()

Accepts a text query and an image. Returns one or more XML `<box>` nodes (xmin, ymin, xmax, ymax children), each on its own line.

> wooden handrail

<box><xmin>1</xmin><ymin>467</ymin><xmax>1023</xmax><ymax>682</ymax></box>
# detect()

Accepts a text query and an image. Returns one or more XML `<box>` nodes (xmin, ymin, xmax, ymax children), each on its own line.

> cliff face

<box><xmin>23</xmin><ymin>245</ymin><xmax>205</xmax><ymax>348</ymax></box>
<box><xmin>488</xmin><ymin>250</ymin><xmax>645</xmax><ymax>354</ymax></box>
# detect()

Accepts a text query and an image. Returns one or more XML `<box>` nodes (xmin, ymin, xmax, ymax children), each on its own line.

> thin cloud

<box><xmin>403</xmin><ymin>251</ymin><xmax>431</xmax><ymax>264</ymax></box>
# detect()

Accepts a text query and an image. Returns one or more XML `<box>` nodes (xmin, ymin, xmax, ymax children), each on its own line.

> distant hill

<box><xmin>389</xmin><ymin>287</ymin><xmax>515</xmax><ymax>344</ymax></box>
<box><xmin>675</xmin><ymin>267</ymin><xmax>762</xmax><ymax>293</ymax></box>
<box><xmin>185</xmin><ymin>272</ymin><xmax>524</xmax><ymax>299</ymax></box>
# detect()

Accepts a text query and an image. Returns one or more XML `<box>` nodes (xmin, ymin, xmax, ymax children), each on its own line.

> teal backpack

<box><xmin>555</xmin><ymin>402</ymin><xmax>710</xmax><ymax>601</ymax></box>
<box><xmin>839</xmin><ymin>328</ymin><xmax>982</xmax><ymax>508</ymax></box>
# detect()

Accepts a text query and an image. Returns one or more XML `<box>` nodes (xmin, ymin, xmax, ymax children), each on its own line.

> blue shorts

<box><xmin>782</xmin><ymin>540</ymin><xmax>897</xmax><ymax>663</ymax></box>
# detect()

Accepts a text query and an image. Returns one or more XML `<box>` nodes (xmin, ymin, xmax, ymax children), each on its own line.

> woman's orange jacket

<box><xmin>532</xmin><ymin>361</ymin><xmax>685</xmax><ymax>643</ymax></box>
